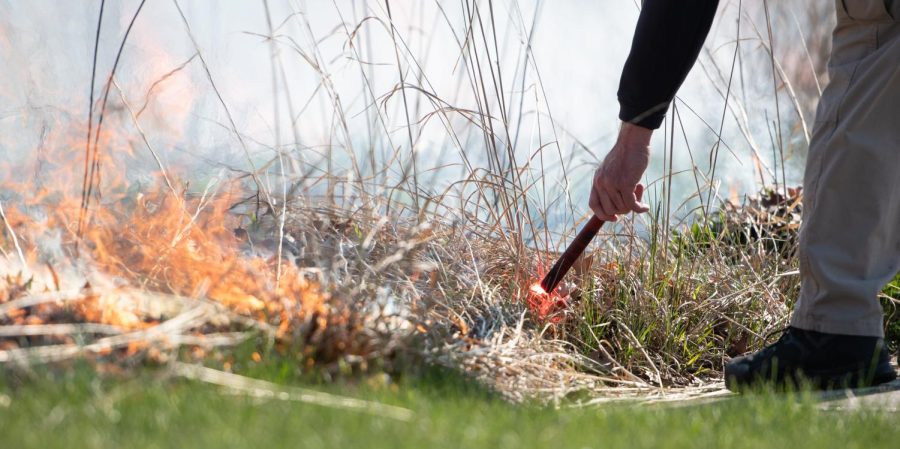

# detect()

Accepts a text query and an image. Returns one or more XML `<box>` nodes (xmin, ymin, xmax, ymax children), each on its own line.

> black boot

<box><xmin>725</xmin><ymin>327</ymin><xmax>897</xmax><ymax>391</ymax></box>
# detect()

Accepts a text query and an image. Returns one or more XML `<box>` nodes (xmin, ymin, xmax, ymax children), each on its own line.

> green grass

<box><xmin>1</xmin><ymin>362</ymin><xmax>897</xmax><ymax>449</ymax></box>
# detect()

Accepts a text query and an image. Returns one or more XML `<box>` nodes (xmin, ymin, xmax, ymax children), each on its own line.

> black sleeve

<box><xmin>617</xmin><ymin>0</ymin><xmax>720</xmax><ymax>130</ymax></box>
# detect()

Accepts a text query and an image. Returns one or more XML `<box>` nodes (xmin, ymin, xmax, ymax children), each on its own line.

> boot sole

<box><xmin>726</xmin><ymin>362</ymin><xmax>897</xmax><ymax>392</ymax></box>
<box><xmin>807</xmin><ymin>362</ymin><xmax>898</xmax><ymax>390</ymax></box>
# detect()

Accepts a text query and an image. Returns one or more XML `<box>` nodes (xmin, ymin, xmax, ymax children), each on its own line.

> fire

<box><xmin>0</xmin><ymin>35</ymin><xmax>358</xmax><ymax>366</ymax></box>
<box><xmin>0</xmin><ymin>117</ymin><xmax>332</xmax><ymax>345</ymax></box>
<box><xmin>526</xmin><ymin>282</ymin><xmax>567</xmax><ymax>323</ymax></box>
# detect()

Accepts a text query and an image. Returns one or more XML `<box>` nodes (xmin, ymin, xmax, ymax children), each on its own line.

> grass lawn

<box><xmin>1</xmin><ymin>361</ymin><xmax>897</xmax><ymax>449</ymax></box>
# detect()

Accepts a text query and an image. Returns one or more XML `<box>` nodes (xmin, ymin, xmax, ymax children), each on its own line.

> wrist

<box><xmin>617</xmin><ymin>122</ymin><xmax>653</xmax><ymax>150</ymax></box>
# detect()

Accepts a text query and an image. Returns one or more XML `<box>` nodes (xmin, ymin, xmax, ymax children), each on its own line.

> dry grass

<box><xmin>5</xmin><ymin>0</ymin><xmax>896</xmax><ymax>407</ymax></box>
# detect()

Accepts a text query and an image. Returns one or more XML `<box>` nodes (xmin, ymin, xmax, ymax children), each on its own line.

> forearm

<box><xmin>617</xmin><ymin>0</ymin><xmax>720</xmax><ymax>130</ymax></box>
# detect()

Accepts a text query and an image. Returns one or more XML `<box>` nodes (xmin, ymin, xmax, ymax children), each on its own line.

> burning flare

<box><xmin>526</xmin><ymin>281</ymin><xmax>567</xmax><ymax>323</ymax></box>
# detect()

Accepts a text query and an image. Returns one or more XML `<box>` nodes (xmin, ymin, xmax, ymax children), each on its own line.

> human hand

<box><xmin>589</xmin><ymin>123</ymin><xmax>652</xmax><ymax>221</ymax></box>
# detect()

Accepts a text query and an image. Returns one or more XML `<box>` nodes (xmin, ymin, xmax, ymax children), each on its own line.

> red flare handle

<box><xmin>539</xmin><ymin>216</ymin><xmax>604</xmax><ymax>294</ymax></box>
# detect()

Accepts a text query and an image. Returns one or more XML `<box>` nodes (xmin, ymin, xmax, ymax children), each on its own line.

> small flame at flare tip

<box><xmin>529</xmin><ymin>283</ymin><xmax>547</xmax><ymax>295</ymax></box>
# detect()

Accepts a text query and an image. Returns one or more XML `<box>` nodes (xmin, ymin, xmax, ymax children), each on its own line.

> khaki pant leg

<box><xmin>791</xmin><ymin>0</ymin><xmax>900</xmax><ymax>337</ymax></box>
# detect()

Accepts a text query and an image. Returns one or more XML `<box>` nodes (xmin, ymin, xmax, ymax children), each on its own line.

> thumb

<box><xmin>632</xmin><ymin>183</ymin><xmax>650</xmax><ymax>213</ymax></box>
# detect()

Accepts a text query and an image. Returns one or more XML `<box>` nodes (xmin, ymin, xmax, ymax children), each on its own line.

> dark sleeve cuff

<box><xmin>618</xmin><ymin>101</ymin><xmax>667</xmax><ymax>130</ymax></box>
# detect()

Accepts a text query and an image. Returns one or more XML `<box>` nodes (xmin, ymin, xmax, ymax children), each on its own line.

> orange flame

<box><xmin>0</xmin><ymin>123</ymin><xmax>328</xmax><ymax>338</ymax></box>
<box><xmin>526</xmin><ymin>282</ymin><xmax>567</xmax><ymax>323</ymax></box>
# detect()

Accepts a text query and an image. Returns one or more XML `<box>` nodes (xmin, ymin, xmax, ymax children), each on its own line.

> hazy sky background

<box><xmin>0</xmin><ymin>0</ymin><xmax>831</xmax><ymax>229</ymax></box>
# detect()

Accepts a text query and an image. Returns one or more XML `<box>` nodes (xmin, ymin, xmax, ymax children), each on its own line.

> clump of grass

<box><xmin>411</xmin><ymin>187</ymin><xmax>802</xmax><ymax>400</ymax></box>
<box><xmin>556</xmin><ymin>189</ymin><xmax>802</xmax><ymax>385</ymax></box>
<box><xmin>425</xmin><ymin>184</ymin><xmax>897</xmax><ymax>400</ymax></box>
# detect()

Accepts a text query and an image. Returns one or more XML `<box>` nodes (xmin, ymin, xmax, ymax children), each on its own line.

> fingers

<box><xmin>590</xmin><ymin>174</ymin><xmax>649</xmax><ymax>220</ymax></box>
<box><xmin>589</xmin><ymin>181</ymin><xmax>617</xmax><ymax>221</ymax></box>
<box><xmin>630</xmin><ymin>183</ymin><xmax>650</xmax><ymax>213</ymax></box>
<box><xmin>609</xmin><ymin>188</ymin><xmax>627</xmax><ymax>212</ymax></box>
<box><xmin>589</xmin><ymin>184</ymin><xmax>617</xmax><ymax>221</ymax></box>
<box><xmin>598</xmin><ymin>191</ymin><xmax>618</xmax><ymax>222</ymax></box>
